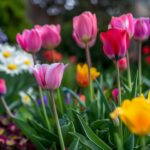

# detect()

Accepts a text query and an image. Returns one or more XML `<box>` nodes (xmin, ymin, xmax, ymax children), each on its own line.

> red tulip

<box><xmin>72</xmin><ymin>11</ymin><xmax>97</xmax><ymax>48</ymax></box>
<box><xmin>100</xmin><ymin>29</ymin><xmax>129</xmax><ymax>60</ymax></box>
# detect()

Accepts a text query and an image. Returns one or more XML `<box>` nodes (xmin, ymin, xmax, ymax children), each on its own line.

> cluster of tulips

<box><xmin>0</xmin><ymin>11</ymin><xmax>150</xmax><ymax>150</ymax></box>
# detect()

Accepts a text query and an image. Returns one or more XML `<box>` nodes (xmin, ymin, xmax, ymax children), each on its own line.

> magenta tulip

<box><xmin>0</xmin><ymin>79</ymin><xmax>6</xmax><ymax>95</ymax></box>
<box><xmin>35</xmin><ymin>24</ymin><xmax>61</xmax><ymax>50</ymax></box>
<box><xmin>72</xmin><ymin>11</ymin><xmax>97</xmax><ymax>48</ymax></box>
<box><xmin>118</xmin><ymin>57</ymin><xmax>127</xmax><ymax>71</ymax></box>
<box><xmin>112</xmin><ymin>88</ymin><xmax>118</xmax><ymax>102</ymax></box>
<box><xmin>109</xmin><ymin>13</ymin><xmax>134</xmax><ymax>38</ymax></box>
<box><xmin>33</xmin><ymin>63</ymin><xmax>67</xmax><ymax>90</ymax></box>
<box><xmin>16</xmin><ymin>29</ymin><xmax>42</xmax><ymax>53</ymax></box>
<box><xmin>100</xmin><ymin>29</ymin><xmax>129</xmax><ymax>60</ymax></box>
<box><xmin>133</xmin><ymin>17</ymin><xmax>150</xmax><ymax>41</ymax></box>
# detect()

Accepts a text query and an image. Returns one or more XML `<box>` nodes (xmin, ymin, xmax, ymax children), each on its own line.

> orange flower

<box><xmin>76</xmin><ymin>64</ymin><xmax>100</xmax><ymax>87</ymax></box>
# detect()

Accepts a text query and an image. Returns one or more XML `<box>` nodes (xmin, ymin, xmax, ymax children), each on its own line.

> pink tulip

<box><xmin>16</xmin><ymin>29</ymin><xmax>42</xmax><ymax>53</ymax></box>
<box><xmin>72</xmin><ymin>11</ymin><xmax>97</xmax><ymax>48</ymax></box>
<box><xmin>109</xmin><ymin>13</ymin><xmax>134</xmax><ymax>38</ymax></box>
<box><xmin>35</xmin><ymin>24</ymin><xmax>61</xmax><ymax>50</ymax></box>
<box><xmin>33</xmin><ymin>63</ymin><xmax>67</xmax><ymax>90</ymax></box>
<box><xmin>118</xmin><ymin>57</ymin><xmax>127</xmax><ymax>71</ymax></box>
<box><xmin>112</xmin><ymin>88</ymin><xmax>118</xmax><ymax>102</ymax></box>
<box><xmin>100</xmin><ymin>29</ymin><xmax>129</xmax><ymax>60</ymax></box>
<box><xmin>133</xmin><ymin>17</ymin><xmax>150</xmax><ymax>41</ymax></box>
<box><xmin>0</xmin><ymin>79</ymin><xmax>6</xmax><ymax>95</ymax></box>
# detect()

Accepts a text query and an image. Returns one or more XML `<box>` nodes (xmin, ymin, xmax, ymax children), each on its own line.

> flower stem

<box><xmin>0</xmin><ymin>96</ymin><xmax>14</xmax><ymax>118</ymax></box>
<box><xmin>141</xmin><ymin>136</ymin><xmax>146</xmax><ymax>150</ymax></box>
<box><xmin>138</xmin><ymin>41</ymin><xmax>142</xmax><ymax>94</ymax></box>
<box><xmin>39</xmin><ymin>87</ymin><xmax>51</xmax><ymax>131</ymax></box>
<box><xmin>126</xmin><ymin>51</ymin><xmax>132</xmax><ymax>89</ymax></box>
<box><xmin>50</xmin><ymin>90</ymin><xmax>65</xmax><ymax>150</ymax></box>
<box><xmin>85</xmin><ymin>44</ymin><xmax>93</xmax><ymax>101</ymax></box>
<box><xmin>57</xmin><ymin>88</ymin><xmax>64</xmax><ymax>115</ymax></box>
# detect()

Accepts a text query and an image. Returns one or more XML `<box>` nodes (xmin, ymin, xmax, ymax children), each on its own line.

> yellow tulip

<box><xmin>110</xmin><ymin>92</ymin><xmax>150</xmax><ymax>135</ymax></box>
<box><xmin>76</xmin><ymin>64</ymin><xmax>100</xmax><ymax>87</ymax></box>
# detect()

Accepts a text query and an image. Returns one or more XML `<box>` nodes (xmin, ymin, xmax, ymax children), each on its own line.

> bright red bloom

<box><xmin>100</xmin><ymin>29</ymin><xmax>129</xmax><ymax>60</ymax></box>
<box><xmin>142</xmin><ymin>46</ymin><xmax>150</xmax><ymax>55</ymax></box>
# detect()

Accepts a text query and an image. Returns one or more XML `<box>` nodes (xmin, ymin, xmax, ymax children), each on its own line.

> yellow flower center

<box><xmin>23</xmin><ymin>95</ymin><xmax>30</xmax><ymax>103</ymax></box>
<box><xmin>24</xmin><ymin>60</ymin><xmax>31</xmax><ymax>65</ymax></box>
<box><xmin>3</xmin><ymin>51</ymin><xmax>11</xmax><ymax>58</ymax></box>
<box><xmin>7</xmin><ymin>64</ymin><xmax>17</xmax><ymax>70</ymax></box>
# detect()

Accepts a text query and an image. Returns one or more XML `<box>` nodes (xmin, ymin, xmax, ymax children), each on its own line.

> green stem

<box><xmin>126</xmin><ymin>51</ymin><xmax>132</xmax><ymax>89</ymax></box>
<box><xmin>138</xmin><ymin>41</ymin><xmax>142</xmax><ymax>94</ymax></box>
<box><xmin>0</xmin><ymin>96</ymin><xmax>14</xmax><ymax>118</ymax></box>
<box><xmin>50</xmin><ymin>90</ymin><xmax>65</xmax><ymax>150</ymax></box>
<box><xmin>85</xmin><ymin>44</ymin><xmax>93</xmax><ymax>101</ymax></box>
<box><xmin>116</xmin><ymin>61</ymin><xmax>123</xmax><ymax>142</ymax></box>
<box><xmin>141</xmin><ymin>136</ymin><xmax>146</xmax><ymax>150</ymax></box>
<box><xmin>57</xmin><ymin>88</ymin><xmax>64</xmax><ymax>115</ymax></box>
<box><xmin>39</xmin><ymin>87</ymin><xmax>51</xmax><ymax>131</ymax></box>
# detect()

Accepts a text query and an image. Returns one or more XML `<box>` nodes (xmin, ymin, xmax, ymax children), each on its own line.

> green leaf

<box><xmin>69</xmin><ymin>138</ymin><xmax>80</xmax><ymax>150</ymax></box>
<box><xmin>77</xmin><ymin>115</ymin><xmax>112</xmax><ymax>150</ymax></box>
<box><xmin>95</xmin><ymin>80</ymin><xmax>112</xmax><ymax>113</ymax></box>
<box><xmin>62</xmin><ymin>87</ymin><xmax>86</xmax><ymax>107</ymax></box>
<box><xmin>124</xmin><ymin>134</ymin><xmax>134</xmax><ymax>150</ymax></box>
<box><xmin>70</xmin><ymin>132</ymin><xmax>100</xmax><ymax>150</ymax></box>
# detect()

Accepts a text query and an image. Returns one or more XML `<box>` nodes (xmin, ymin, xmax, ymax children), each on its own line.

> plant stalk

<box><xmin>50</xmin><ymin>90</ymin><xmax>65</xmax><ymax>150</ymax></box>
<box><xmin>141</xmin><ymin>136</ymin><xmax>146</xmax><ymax>150</ymax></box>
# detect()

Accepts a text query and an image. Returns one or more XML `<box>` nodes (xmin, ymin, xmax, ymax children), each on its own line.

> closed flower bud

<box><xmin>0</xmin><ymin>79</ymin><xmax>6</xmax><ymax>95</ymax></box>
<box><xmin>33</xmin><ymin>63</ymin><xmax>67</xmax><ymax>90</ymax></box>
<box><xmin>118</xmin><ymin>57</ymin><xmax>127</xmax><ymax>71</ymax></box>
<box><xmin>16</xmin><ymin>29</ymin><xmax>42</xmax><ymax>53</ymax></box>
<box><xmin>72</xmin><ymin>11</ymin><xmax>98</xmax><ymax>48</ymax></box>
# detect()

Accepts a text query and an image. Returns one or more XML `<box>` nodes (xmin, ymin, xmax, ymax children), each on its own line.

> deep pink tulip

<box><xmin>16</xmin><ymin>29</ymin><xmax>42</xmax><ymax>53</ymax></box>
<box><xmin>72</xmin><ymin>11</ymin><xmax>97</xmax><ymax>48</ymax></box>
<box><xmin>112</xmin><ymin>88</ymin><xmax>118</xmax><ymax>102</ymax></box>
<box><xmin>118</xmin><ymin>57</ymin><xmax>127</xmax><ymax>71</ymax></box>
<box><xmin>0</xmin><ymin>79</ymin><xmax>6</xmax><ymax>95</ymax></box>
<box><xmin>35</xmin><ymin>24</ymin><xmax>61</xmax><ymax>50</ymax></box>
<box><xmin>100</xmin><ymin>29</ymin><xmax>129</xmax><ymax>60</ymax></box>
<box><xmin>33</xmin><ymin>63</ymin><xmax>67</xmax><ymax>90</ymax></box>
<box><xmin>109</xmin><ymin>13</ymin><xmax>134</xmax><ymax>38</ymax></box>
<box><xmin>133</xmin><ymin>17</ymin><xmax>150</xmax><ymax>41</ymax></box>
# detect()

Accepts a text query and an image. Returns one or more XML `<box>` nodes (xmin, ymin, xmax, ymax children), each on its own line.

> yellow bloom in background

<box><xmin>110</xmin><ymin>92</ymin><xmax>150</xmax><ymax>135</ymax></box>
<box><xmin>76</xmin><ymin>64</ymin><xmax>100</xmax><ymax>87</ymax></box>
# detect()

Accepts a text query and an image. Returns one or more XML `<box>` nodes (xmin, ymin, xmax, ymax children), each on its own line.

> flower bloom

<box><xmin>118</xmin><ymin>57</ymin><xmax>127</xmax><ymax>71</ymax></box>
<box><xmin>109</xmin><ymin>13</ymin><xmax>134</xmax><ymax>38</ymax></box>
<box><xmin>43</xmin><ymin>50</ymin><xmax>63</xmax><ymax>62</ymax></box>
<box><xmin>16</xmin><ymin>29</ymin><xmax>42</xmax><ymax>53</ymax></box>
<box><xmin>110</xmin><ymin>92</ymin><xmax>150</xmax><ymax>135</ymax></box>
<box><xmin>76</xmin><ymin>64</ymin><xmax>100</xmax><ymax>87</ymax></box>
<box><xmin>33</xmin><ymin>63</ymin><xmax>67</xmax><ymax>90</ymax></box>
<box><xmin>112</xmin><ymin>88</ymin><xmax>118</xmax><ymax>102</ymax></box>
<box><xmin>72</xmin><ymin>11</ymin><xmax>97</xmax><ymax>48</ymax></box>
<box><xmin>100</xmin><ymin>29</ymin><xmax>129</xmax><ymax>60</ymax></box>
<box><xmin>133</xmin><ymin>17</ymin><xmax>150</xmax><ymax>41</ymax></box>
<box><xmin>35</xmin><ymin>24</ymin><xmax>61</xmax><ymax>50</ymax></box>
<box><xmin>142</xmin><ymin>46</ymin><xmax>150</xmax><ymax>54</ymax></box>
<box><xmin>0</xmin><ymin>79</ymin><xmax>6</xmax><ymax>95</ymax></box>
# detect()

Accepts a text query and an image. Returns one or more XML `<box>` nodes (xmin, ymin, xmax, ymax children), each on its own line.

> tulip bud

<box><xmin>33</xmin><ymin>63</ymin><xmax>67</xmax><ymax>90</ymax></box>
<box><xmin>134</xmin><ymin>17</ymin><xmax>150</xmax><ymax>41</ymax></box>
<box><xmin>118</xmin><ymin>57</ymin><xmax>127</xmax><ymax>71</ymax></box>
<box><xmin>100</xmin><ymin>29</ymin><xmax>129</xmax><ymax>60</ymax></box>
<box><xmin>0</xmin><ymin>79</ymin><xmax>6</xmax><ymax>95</ymax></box>
<box><xmin>72</xmin><ymin>11</ymin><xmax>98</xmax><ymax>48</ymax></box>
<box><xmin>112</xmin><ymin>88</ymin><xmax>118</xmax><ymax>102</ymax></box>
<box><xmin>16</xmin><ymin>29</ymin><xmax>42</xmax><ymax>53</ymax></box>
<box><xmin>35</xmin><ymin>24</ymin><xmax>61</xmax><ymax>50</ymax></box>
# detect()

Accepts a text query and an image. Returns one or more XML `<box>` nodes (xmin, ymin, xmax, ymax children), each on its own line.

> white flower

<box><xmin>19</xmin><ymin>88</ymin><xmax>34</xmax><ymax>105</ymax></box>
<box><xmin>0</xmin><ymin>43</ymin><xmax>16</xmax><ymax>63</ymax></box>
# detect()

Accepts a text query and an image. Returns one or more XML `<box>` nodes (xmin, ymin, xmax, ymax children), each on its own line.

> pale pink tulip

<box><xmin>109</xmin><ymin>13</ymin><xmax>134</xmax><ymax>38</ymax></box>
<box><xmin>33</xmin><ymin>63</ymin><xmax>67</xmax><ymax>90</ymax></box>
<box><xmin>16</xmin><ymin>29</ymin><xmax>42</xmax><ymax>53</ymax></box>
<box><xmin>35</xmin><ymin>24</ymin><xmax>61</xmax><ymax>50</ymax></box>
<box><xmin>72</xmin><ymin>11</ymin><xmax>97</xmax><ymax>48</ymax></box>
